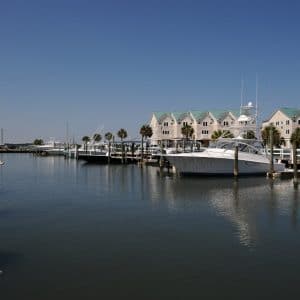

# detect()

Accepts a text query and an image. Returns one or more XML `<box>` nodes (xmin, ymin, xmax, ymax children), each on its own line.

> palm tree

<box><xmin>93</xmin><ymin>133</ymin><xmax>102</xmax><ymax>143</ymax></box>
<box><xmin>93</xmin><ymin>133</ymin><xmax>102</xmax><ymax>152</ymax></box>
<box><xmin>181</xmin><ymin>124</ymin><xmax>194</xmax><ymax>151</ymax></box>
<box><xmin>261</xmin><ymin>125</ymin><xmax>282</xmax><ymax>147</ymax></box>
<box><xmin>139</xmin><ymin>125</ymin><xmax>153</xmax><ymax>162</ymax></box>
<box><xmin>291</xmin><ymin>128</ymin><xmax>300</xmax><ymax>148</ymax></box>
<box><xmin>211</xmin><ymin>130</ymin><xmax>234</xmax><ymax>140</ymax></box>
<box><xmin>105</xmin><ymin>132</ymin><xmax>113</xmax><ymax>163</ymax></box>
<box><xmin>33</xmin><ymin>139</ymin><xmax>44</xmax><ymax>145</ymax></box>
<box><xmin>291</xmin><ymin>128</ymin><xmax>300</xmax><ymax>182</ymax></box>
<box><xmin>117</xmin><ymin>128</ymin><xmax>128</xmax><ymax>163</ymax></box>
<box><xmin>261</xmin><ymin>124</ymin><xmax>284</xmax><ymax>174</ymax></box>
<box><xmin>82</xmin><ymin>136</ymin><xmax>90</xmax><ymax>152</ymax></box>
<box><xmin>242</xmin><ymin>130</ymin><xmax>256</xmax><ymax>139</ymax></box>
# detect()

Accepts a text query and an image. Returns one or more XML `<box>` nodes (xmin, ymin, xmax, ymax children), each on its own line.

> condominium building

<box><xmin>262</xmin><ymin>107</ymin><xmax>300</xmax><ymax>148</ymax></box>
<box><xmin>149</xmin><ymin>109</ymin><xmax>240</xmax><ymax>146</ymax></box>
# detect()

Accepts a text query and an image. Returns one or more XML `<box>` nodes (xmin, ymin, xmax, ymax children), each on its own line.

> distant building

<box><xmin>262</xmin><ymin>107</ymin><xmax>300</xmax><ymax>148</ymax></box>
<box><xmin>149</xmin><ymin>109</ymin><xmax>241</xmax><ymax>146</ymax></box>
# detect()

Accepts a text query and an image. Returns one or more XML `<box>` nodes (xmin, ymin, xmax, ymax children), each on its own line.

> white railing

<box><xmin>263</xmin><ymin>148</ymin><xmax>300</xmax><ymax>163</ymax></box>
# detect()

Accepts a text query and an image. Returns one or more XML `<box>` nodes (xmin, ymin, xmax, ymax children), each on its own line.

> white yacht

<box><xmin>35</xmin><ymin>140</ymin><xmax>65</xmax><ymax>156</ymax></box>
<box><xmin>165</xmin><ymin>101</ymin><xmax>285</xmax><ymax>175</ymax></box>
<box><xmin>165</xmin><ymin>138</ymin><xmax>285</xmax><ymax>175</ymax></box>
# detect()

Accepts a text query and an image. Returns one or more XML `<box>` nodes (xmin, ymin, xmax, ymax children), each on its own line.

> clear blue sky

<box><xmin>1</xmin><ymin>0</ymin><xmax>300</xmax><ymax>142</ymax></box>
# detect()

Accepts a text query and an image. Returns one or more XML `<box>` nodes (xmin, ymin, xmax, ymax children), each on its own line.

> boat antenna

<box><xmin>255</xmin><ymin>74</ymin><xmax>259</xmax><ymax>138</ymax></box>
<box><xmin>66</xmin><ymin>121</ymin><xmax>69</xmax><ymax>145</ymax></box>
<box><xmin>240</xmin><ymin>78</ymin><xmax>244</xmax><ymax>115</ymax></box>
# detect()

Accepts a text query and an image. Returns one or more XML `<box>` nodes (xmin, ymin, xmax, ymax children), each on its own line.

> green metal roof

<box><xmin>279</xmin><ymin>107</ymin><xmax>300</xmax><ymax>119</ymax></box>
<box><xmin>153</xmin><ymin>112</ymin><xmax>173</xmax><ymax>122</ymax></box>
<box><xmin>153</xmin><ymin>109</ymin><xmax>240</xmax><ymax>122</ymax></box>
<box><xmin>190</xmin><ymin>110</ymin><xmax>207</xmax><ymax>121</ymax></box>
<box><xmin>172</xmin><ymin>111</ymin><xmax>190</xmax><ymax>121</ymax></box>
<box><xmin>209</xmin><ymin>109</ymin><xmax>239</xmax><ymax>120</ymax></box>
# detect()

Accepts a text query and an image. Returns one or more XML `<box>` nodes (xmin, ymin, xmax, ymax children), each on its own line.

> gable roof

<box><xmin>153</xmin><ymin>112</ymin><xmax>173</xmax><ymax>122</ymax></box>
<box><xmin>190</xmin><ymin>110</ymin><xmax>208</xmax><ymax>121</ymax></box>
<box><xmin>209</xmin><ymin>109</ymin><xmax>239</xmax><ymax>120</ymax></box>
<box><xmin>279</xmin><ymin>107</ymin><xmax>300</xmax><ymax>119</ymax></box>
<box><xmin>152</xmin><ymin>109</ymin><xmax>239</xmax><ymax>123</ymax></box>
<box><xmin>172</xmin><ymin>111</ymin><xmax>191</xmax><ymax>122</ymax></box>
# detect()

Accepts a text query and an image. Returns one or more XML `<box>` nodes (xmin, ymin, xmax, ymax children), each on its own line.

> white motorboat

<box><xmin>165</xmin><ymin>138</ymin><xmax>285</xmax><ymax>175</ymax></box>
<box><xmin>165</xmin><ymin>100</ymin><xmax>285</xmax><ymax>175</ymax></box>
<box><xmin>0</xmin><ymin>160</ymin><xmax>4</xmax><ymax>165</ymax></box>
<box><xmin>35</xmin><ymin>140</ymin><xmax>65</xmax><ymax>156</ymax></box>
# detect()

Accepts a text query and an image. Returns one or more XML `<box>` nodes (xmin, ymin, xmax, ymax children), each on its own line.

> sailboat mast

<box><xmin>255</xmin><ymin>74</ymin><xmax>259</xmax><ymax>138</ymax></box>
<box><xmin>240</xmin><ymin>78</ymin><xmax>244</xmax><ymax>115</ymax></box>
<box><xmin>66</xmin><ymin>121</ymin><xmax>69</xmax><ymax>145</ymax></box>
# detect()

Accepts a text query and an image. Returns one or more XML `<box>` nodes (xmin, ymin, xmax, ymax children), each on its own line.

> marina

<box><xmin>1</xmin><ymin>2</ymin><xmax>300</xmax><ymax>298</ymax></box>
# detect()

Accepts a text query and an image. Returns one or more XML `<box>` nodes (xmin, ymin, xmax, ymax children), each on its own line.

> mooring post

<box><xmin>293</xmin><ymin>141</ymin><xmax>298</xmax><ymax>189</ymax></box>
<box><xmin>234</xmin><ymin>144</ymin><xmax>239</xmax><ymax>177</ymax></box>
<box><xmin>268</xmin><ymin>125</ymin><xmax>274</xmax><ymax>177</ymax></box>
<box><xmin>159</xmin><ymin>142</ymin><xmax>164</xmax><ymax>169</ymax></box>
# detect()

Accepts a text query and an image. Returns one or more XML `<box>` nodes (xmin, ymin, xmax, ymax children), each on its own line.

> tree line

<box><xmin>33</xmin><ymin>124</ymin><xmax>300</xmax><ymax>151</ymax></box>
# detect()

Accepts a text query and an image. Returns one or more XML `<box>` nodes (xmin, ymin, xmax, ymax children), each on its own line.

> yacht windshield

<box><xmin>210</xmin><ymin>138</ymin><xmax>263</xmax><ymax>154</ymax></box>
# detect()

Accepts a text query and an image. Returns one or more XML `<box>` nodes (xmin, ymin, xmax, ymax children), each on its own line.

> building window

<box><xmin>286</xmin><ymin>120</ymin><xmax>289</xmax><ymax>125</ymax></box>
<box><xmin>203</xmin><ymin>121</ymin><xmax>208</xmax><ymax>126</ymax></box>
<box><xmin>183</xmin><ymin>121</ymin><xmax>188</xmax><ymax>126</ymax></box>
<box><xmin>286</xmin><ymin>129</ymin><xmax>290</xmax><ymax>134</ymax></box>
<box><xmin>163</xmin><ymin>122</ymin><xmax>168</xmax><ymax>126</ymax></box>
<box><xmin>275</xmin><ymin>121</ymin><xmax>279</xmax><ymax>126</ymax></box>
<box><xmin>223</xmin><ymin>121</ymin><xmax>229</xmax><ymax>126</ymax></box>
<box><xmin>202</xmin><ymin>130</ymin><xmax>209</xmax><ymax>134</ymax></box>
<box><xmin>298</xmin><ymin>120</ymin><xmax>300</xmax><ymax>125</ymax></box>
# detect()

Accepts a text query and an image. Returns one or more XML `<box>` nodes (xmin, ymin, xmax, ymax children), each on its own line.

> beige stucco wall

<box><xmin>262</xmin><ymin>110</ymin><xmax>293</xmax><ymax>147</ymax></box>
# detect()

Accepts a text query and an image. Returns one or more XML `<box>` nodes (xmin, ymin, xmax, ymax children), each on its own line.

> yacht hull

<box><xmin>78</xmin><ymin>153</ymin><xmax>121</xmax><ymax>164</ymax></box>
<box><xmin>166</xmin><ymin>153</ymin><xmax>285</xmax><ymax>175</ymax></box>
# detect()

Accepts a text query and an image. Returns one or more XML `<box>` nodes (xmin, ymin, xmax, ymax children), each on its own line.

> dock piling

<box><xmin>234</xmin><ymin>145</ymin><xmax>239</xmax><ymax>177</ymax></box>
<box><xmin>293</xmin><ymin>142</ymin><xmax>298</xmax><ymax>188</ymax></box>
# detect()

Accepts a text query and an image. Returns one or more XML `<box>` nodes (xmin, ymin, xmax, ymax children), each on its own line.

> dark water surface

<box><xmin>0</xmin><ymin>154</ymin><xmax>299</xmax><ymax>299</ymax></box>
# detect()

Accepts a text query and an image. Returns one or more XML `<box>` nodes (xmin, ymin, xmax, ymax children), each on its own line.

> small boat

<box><xmin>0</xmin><ymin>161</ymin><xmax>4</xmax><ymax>165</ymax></box>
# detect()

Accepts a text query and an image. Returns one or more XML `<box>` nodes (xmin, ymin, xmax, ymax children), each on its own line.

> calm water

<box><xmin>0</xmin><ymin>154</ymin><xmax>299</xmax><ymax>299</ymax></box>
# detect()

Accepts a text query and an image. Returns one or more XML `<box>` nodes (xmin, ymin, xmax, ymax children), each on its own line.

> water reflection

<box><xmin>292</xmin><ymin>189</ymin><xmax>299</xmax><ymax>228</ymax></box>
<box><xmin>2</xmin><ymin>154</ymin><xmax>298</xmax><ymax>251</ymax></box>
<box><xmin>150</xmin><ymin>173</ymin><xmax>299</xmax><ymax>248</ymax></box>
<box><xmin>61</xmin><ymin>161</ymin><xmax>299</xmax><ymax>243</ymax></box>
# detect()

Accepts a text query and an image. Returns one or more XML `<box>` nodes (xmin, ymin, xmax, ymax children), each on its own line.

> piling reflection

<box><xmin>152</xmin><ymin>173</ymin><xmax>299</xmax><ymax>248</ymax></box>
